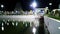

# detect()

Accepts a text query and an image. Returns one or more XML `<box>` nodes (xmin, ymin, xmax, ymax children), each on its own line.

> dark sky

<box><xmin>0</xmin><ymin>0</ymin><xmax>60</xmax><ymax>11</ymax></box>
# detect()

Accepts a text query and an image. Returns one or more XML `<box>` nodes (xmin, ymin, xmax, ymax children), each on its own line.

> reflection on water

<box><xmin>0</xmin><ymin>20</ymin><xmax>30</xmax><ymax>34</ymax></box>
<box><xmin>32</xmin><ymin>27</ymin><xmax>36</xmax><ymax>34</ymax></box>
<box><xmin>7</xmin><ymin>23</ymin><xmax>9</xmax><ymax>25</ymax></box>
<box><xmin>2</xmin><ymin>23</ymin><xmax>4</xmax><ymax>26</ymax></box>
<box><xmin>1</xmin><ymin>26</ymin><xmax>4</xmax><ymax>31</ymax></box>
<box><xmin>0</xmin><ymin>15</ymin><xmax>49</xmax><ymax>34</ymax></box>
<box><xmin>16</xmin><ymin>22</ymin><xmax>18</xmax><ymax>26</ymax></box>
<box><xmin>12</xmin><ymin>22</ymin><xmax>14</xmax><ymax>26</ymax></box>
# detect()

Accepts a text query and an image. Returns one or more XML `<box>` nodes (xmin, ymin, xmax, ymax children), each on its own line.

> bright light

<box><xmin>32</xmin><ymin>27</ymin><xmax>36</xmax><ymax>34</ymax></box>
<box><xmin>16</xmin><ymin>22</ymin><xmax>18</xmax><ymax>26</ymax></box>
<box><xmin>30</xmin><ymin>1</ymin><xmax>37</xmax><ymax>8</ymax></box>
<box><xmin>25</xmin><ymin>24</ymin><xmax>27</xmax><ymax>27</ymax></box>
<box><xmin>12</xmin><ymin>22</ymin><xmax>14</xmax><ymax>26</ymax></box>
<box><xmin>53</xmin><ymin>10</ymin><xmax>56</xmax><ymax>12</ymax></box>
<box><xmin>58</xmin><ymin>27</ymin><xmax>60</xmax><ymax>29</ymax></box>
<box><xmin>1</xmin><ymin>5</ymin><xmax>4</xmax><ymax>8</ymax></box>
<box><xmin>1</xmin><ymin>27</ymin><xmax>4</xmax><ymax>31</ymax></box>
<box><xmin>7</xmin><ymin>23</ymin><xmax>9</xmax><ymax>25</ymax></box>
<box><xmin>2</xmin><ymin>23</ymin><xmax>4</xmax><ymax>26</ymax></box>
<box><xmin>49</xmin><ymin>3</ymin><xmax>52</xmax><ymax>5</ymax></box>
<box><xmin>46</xmin><ymin>7</ymin><xmax>48</xmax><ymax>9</ymax></box>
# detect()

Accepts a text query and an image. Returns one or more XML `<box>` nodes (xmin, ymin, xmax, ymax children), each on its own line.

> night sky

<box><xmin>0</xmin><ymin>0</ymin><xmax>60</xmax><ymax>11</ymax></box>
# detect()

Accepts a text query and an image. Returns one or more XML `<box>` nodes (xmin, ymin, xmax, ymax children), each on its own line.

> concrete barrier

<box><xmin>44</xmin><ymin>16</ymin><xmax>60</xmax><ymax>34</ymax></box>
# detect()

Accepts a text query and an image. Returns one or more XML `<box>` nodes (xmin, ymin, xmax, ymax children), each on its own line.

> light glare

<box><xmin>49</xmin><ymin>3</ymin><xmax>52</xmax><ymax>5</ymax></box>
<box><xmin>16</xmin><ymin>22</ymin><xmax>18</xmax><ymax>26</ymax></box>
<box><xmin>2</xmin><ymin>23</ymin><xmax>4</xmax><ymax>26</ymax></box>
<box><xmin>7</xmin><ymin>23</ymin><xmax>9</xmax><ymax>25</ymax></box>
<box><xmin>12</xmin><ymin>22</ymin><xmax>14</xmax><ymax>26</ymax></box>
<box><xmin>1</xmin><ymin>5</ymin><xmax>4</xmax><ymax>8</ymax></box>
<box><xmin>1</xmin><ymin>27</ymin><xmax>4</xmax><ymax>31</ymax></box>
<box><xmin>32</xmin><ymin>27</ymin><xmax>36</xmax><ymax>34</ymax></box>
<box><xmin>30</xmin><ymin>1</ymin><xmax>37</xmax><ymax>8</ymax></box>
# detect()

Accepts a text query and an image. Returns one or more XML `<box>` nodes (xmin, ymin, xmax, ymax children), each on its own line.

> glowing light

<box><xmin>7</xmin><ymin>23</ymin><xmax>9</xmax><ymax>25</ymax></box>
<box><xmin>30</xmin><ymin>1</ymin><xmax>37</xmax><ymax>8</ymax></box>
<box><xmin>49</xmin><ymin>3</ymin><xmax>52</xmax><ymax>5</ymax></box>
<box><xmin>16</xmin><ymin>22</ymin><xmax>18</xmax><ymax>26</ymax></box>
<box><xmin>46</xmin><ymin>7</ymin><xmax>48</xmax><ymax>9</ymax></box>
<box><xmin>1</xmin><ymin>5</ymin><xmax>4</xmax><ymax>8</ymax></box>
<box><xmin>53</xmin><ymin>10</ymin><xmax>56</xmax><ymax>12</ymax></box>
<box><xmin>26</xmin><ymin>24</ymin><xmax>27</xmax><ymax>27</ymax></box>
<box><xmin>2</xmin><ymin>23</ymin><xmax>4</xmax><ymax>26</ymax></box>
<box><xmin>32</xmin><ymin>27</ymin><xmax>36</xmax><ymax>34</ymax></box>
<box><xmin>12</xmin><ymin>22</ymin><xmax>14</xmax><ymax>26</ymax></box>
<box><xmin>58</xmin><ymin>27</ymin><xmax>60</xmax><ymax>29</ymax></box>
<box><xmin>1</xmin><ymin>27</ymin><xmax>4</xmax><ymax>31</ymax></box>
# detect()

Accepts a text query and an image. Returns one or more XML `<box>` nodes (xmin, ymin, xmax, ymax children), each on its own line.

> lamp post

<box><xmin>49</xmin><ymin>3</ymin><xmax>52</xmax><ymax>12</ymax></box>
<box><xmin>30</xmin><ymin>1</ymin><xmax>37</xmax><ymax>8</ymax></box>
<box><xmin>30</xmin><ymin>1</ymin><xmax>37</xmax><ymax>15</ymax></box>
<box><xmin>1</xmin><ymin>5</ymin><xmax>4</xmax><ymax>8</ymax></box>
<box><xmin>1</xmin><ymin>4</ymin><xmax>4</xmax><ymax>11</ymax></box>
<box><xmin>49</xmin><ymin>3</ymin><xmax>52</xmax><ymax>6</ymax></box>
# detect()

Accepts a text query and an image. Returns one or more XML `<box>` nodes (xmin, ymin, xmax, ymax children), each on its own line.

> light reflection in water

<box><xmin>1</xmin><ymin>26</ymin><xmax>4</xmax><ymax>31</ymax></box>
<box><xmin>2</xmin><ymin>23</ymin><xmax>4</xmax><ymax>26</ymax></box>
<box><xmin>7</xmin><ymin>23</ymin><xmax>9</xmax><ymax>25</ymax></box>
<box><xmin>32</xmin><ymin>27</ymin><xmax>36</xmax><ymax>34</ymax></box>
<box><xmin>16</xmin><ymin>22</ymin><xmax>18</xmax><ymax>26</ymax></box>
<box><xmin>26</xmin><ymin>24</ymin><xmax>27</xmax><ymax>27</ymax></box>
<box><xmin>12</xmin><ymin>22</ymin><xmax>14</xmax><ymax>26</ymax></box>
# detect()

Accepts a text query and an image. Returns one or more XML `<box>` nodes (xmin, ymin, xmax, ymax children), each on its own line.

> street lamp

<box><xmin>30</xmin><ymin>1</ymin><xmax>37</xmax><ymax>15</ymax></box>
<box><xmin>49</xmin><ymin>3</ymin><xmax>52</xmax><ymax>12</ymax></box>
<box><xmin>1</xmin><ymin>5</ymin><xmax>4</xmax><ymax>8</ymax></box>
<box><xmin>49</xmin><ymin>3</ymin><xmax>52</xmax><ymax>6</ymax></box>
<box><xmin>30</xmin><ymin>1</ymin><xmax>37</xmax><ymax>8</ymax></box>
<box><xmin>1</xmin><ymin>4</ymin><xmax>4</xmax><ymax>11</ymax></box>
